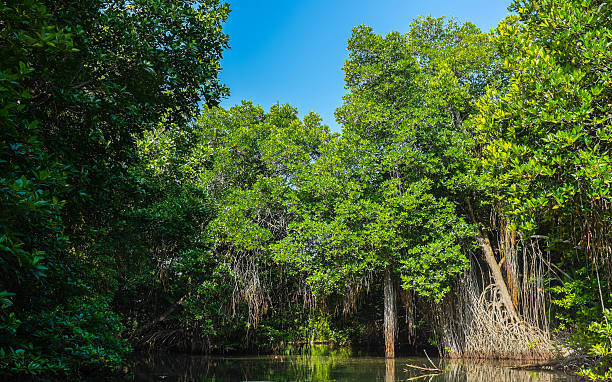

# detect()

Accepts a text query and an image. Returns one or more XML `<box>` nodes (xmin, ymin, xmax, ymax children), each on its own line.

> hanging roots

<box><xmin>438</xmin><ymin>262</ymin><xmax>556</xmax><ymax>361</ymax></box>
<box><xmin>342</xmin><ymin>273</ymin><xmax>372</xmax><ymax>315</ymax></box>
<box><xmin>230</xmin><ymin>254</ymin><xmax>269</xmax><ymax>327</ymax></box>
<box><xmin>462</xmin><ymin>284</ymin><xmax>554</xmax><ymax>360</ymax></box>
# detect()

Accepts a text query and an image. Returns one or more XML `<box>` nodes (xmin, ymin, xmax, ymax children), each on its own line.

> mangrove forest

<box><xmin>1</xmin><ymin>0</ymin><xmax>611</xmax><ymax>380</ymax></box>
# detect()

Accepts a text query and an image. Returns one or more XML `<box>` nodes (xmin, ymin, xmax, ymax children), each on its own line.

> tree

<box><xmin>0</xmin><ymin>0</ymin><xmax>229</xmax><ymax>375</ymax></box>
<box><xmin>119</xmin><ymin>102</ymin><xmax>337</xmax><ymax>352</ymax></box>
<box><xmin>198</xmin><ymin>102</ymin><xmax>333</xmax><ymax>337</ymax></box>
<box><xmin>275</xmin><ymin>18</ymin><xmax>498</xmax><ymax>358</ymax></box>
<box><xmin>474</xmin><ymin>0</ymin><xmax>612</xmax><ymax>376</ymax></box>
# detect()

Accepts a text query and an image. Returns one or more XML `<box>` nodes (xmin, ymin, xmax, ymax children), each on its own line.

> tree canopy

<box><xmin>1</xmin><ymin>0</ymin><xmax>611</xmax><ymax>379</ymax></box>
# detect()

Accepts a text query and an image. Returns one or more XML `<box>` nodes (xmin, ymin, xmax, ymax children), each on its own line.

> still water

<box><xmin>121</xmin><ymin>353</ymin><xmax>582</xmax><ymax>382</ymax></box>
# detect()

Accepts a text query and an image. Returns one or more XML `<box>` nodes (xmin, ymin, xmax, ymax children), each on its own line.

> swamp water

<box><xmin>118</xmin><ymin>354</ymin><xmax>582</xmax><ymax>381</ymax></box>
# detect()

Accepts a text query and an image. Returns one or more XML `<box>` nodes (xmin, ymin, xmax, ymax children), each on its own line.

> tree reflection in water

<box><xmin>117</xmin><ymin>351</ymin><xmax>580</xmax><ymax>381</ymax></box>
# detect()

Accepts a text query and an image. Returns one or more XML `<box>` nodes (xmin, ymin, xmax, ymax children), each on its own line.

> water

<box><xmin>119</xmin><ymin>353</ymin><xmax>582</xmax><ymax>381</ymax></box>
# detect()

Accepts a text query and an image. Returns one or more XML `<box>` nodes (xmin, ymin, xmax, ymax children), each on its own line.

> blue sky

<box><xmin>219</xmin><ymin>1</ymin><xmax>511</xmax><ymax>131</ymax></box>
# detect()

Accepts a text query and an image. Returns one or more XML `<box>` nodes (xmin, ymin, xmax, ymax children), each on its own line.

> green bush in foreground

<box><xmin>1</xmin><ymin>297</ymin><xmax>130</xmax><ymax>376</ymax></box>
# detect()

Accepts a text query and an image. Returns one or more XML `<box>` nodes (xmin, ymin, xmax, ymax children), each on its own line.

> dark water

<box><xmin>118</xmin><ymin>353</ymin><xmax>582</xmax><ymax>382</ymax></box>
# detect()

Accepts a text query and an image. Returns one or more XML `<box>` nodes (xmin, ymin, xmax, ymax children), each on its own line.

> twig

<box><xmin>404</xmin><ymin>364</ymin><xmax>440</xmax><ymax>372</ymax></box>
<box><xmin>424</xmin><ymin>350</ymin><xmax>441</xmax><ymax>371</ymax></box>
<box><xmin>405</xmin><ymin>373</ymin><xmax>441</xmax><ymax>381</ymax></box>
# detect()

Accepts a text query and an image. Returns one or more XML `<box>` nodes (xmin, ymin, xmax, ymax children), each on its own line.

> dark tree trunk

<box><xmin>384</xmin><ymin>267</ymin><xmax>396</xmax><ymax>358</ymax></box>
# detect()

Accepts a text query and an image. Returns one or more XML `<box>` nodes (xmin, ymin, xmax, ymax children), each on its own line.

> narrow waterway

<box><xmin>117</xmin><ymin>354</ymin><xmax>582</xmax><ymax>381</ymax></box>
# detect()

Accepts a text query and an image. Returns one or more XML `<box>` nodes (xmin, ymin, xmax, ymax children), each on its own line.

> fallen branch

<box><xmin>404</xmin><ymin>352</ymin><xmax>443</xmax><ymax>374</ymax></box>
<box><xmin>404</xmin><ymin>364</ymin><xmax>441</xmax><ymax>372</ymax></box>
<box><xmin>405</xmin><ymin>373</ymin><xmax>441</xmax><ymax>381</ymax></box>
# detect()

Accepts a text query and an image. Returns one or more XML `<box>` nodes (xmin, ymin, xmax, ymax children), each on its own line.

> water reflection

<box><xmin>119</xmin><ymin>352</ymin><xmax>581</xmax><ymax>381</ymax></box>
<box><xmin>440</xmin><ymin>359</ymin><xmax>579</xmax><ymax>382</ymax></box>
<box><xmin>385</xmin><ymin>358</ymin><xmax>395</xmax><ymax>382</ymax></box>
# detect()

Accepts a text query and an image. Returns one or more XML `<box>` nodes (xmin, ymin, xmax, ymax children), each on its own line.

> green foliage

<box><xmin>298</xmin><ymin>314</ymin><xmax>349</xmax><ymax>346</ymax></box>
<box><xmin>550</xmin><ymin>268</ymin><xmax>605</xmax><ymax>332</ymax></box>
<box><xmin>1</xmin><ymin>0</ymin><xmax>72</xmax><ymax>305</ymax></box>
<box><xmin>550</xmin><ymin>272</ymin><xmax>612</xmax><ymax>380</ymax></box>
<box><xmin>3</xmin><ymin>0</ymin><xmax>611</xmax><ymax>376</ymax></box>
<box><xmin>577</xmin><ymin>309</ymin><xmax>612</xmax><ymax>380</ymax></box>
<box><xmin>1</xmin><ymin>0</ymin><xmax>228</xmax><ymax>377</ymax></box>
<box><xmin>191</xmin><ymin>103</ymin><xmax>332</xmax><ymax>347</ymax></box>
<box><xmin>115</xmin><ymin>102</ymin><xmax>334</xmax><ymax>354</ymax></box>
<box><xmin>474</xmin><ymin>0</ymin><xmax>612</xmax><ymax>377</ymax></box>
<box><xmin>474</xmin><ymin>0</ymin><xmax>612</xmax><ymax>234</ymax></box>
<box><xmin>0</xmin><ymin>298</ymin><xmax>130</xmax><ymax>376</ymax></box>
<box><xmin>276</xmin><ymin>17</ymin><xmax>497</xmax><ymax>303</ymax></box>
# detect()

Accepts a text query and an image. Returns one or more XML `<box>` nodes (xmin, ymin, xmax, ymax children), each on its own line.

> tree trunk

<box><xmin>384</xmin><ymin>267</ymin><xmax>396</xmax><ymax>358</ymax></box>
<box><xmin>501</xmin><ymin>229</ymin><xmax>520</xmax><ymax>310</ymax></box>
<box><xmin>476</xmin><ymin>229</ymin><xmax>518</xmax><ymax>319</ymax></box>
<box><xmin>466</xmin><ymin>200</ymin><xmax>518</xmax><ymax>319</ymax></box>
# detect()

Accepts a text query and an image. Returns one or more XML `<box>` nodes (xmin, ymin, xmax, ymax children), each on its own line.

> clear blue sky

<box><xmin>219</xmin><ymin>0</ymin><xmax>511</xmax><ymax>131</ymax></box>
